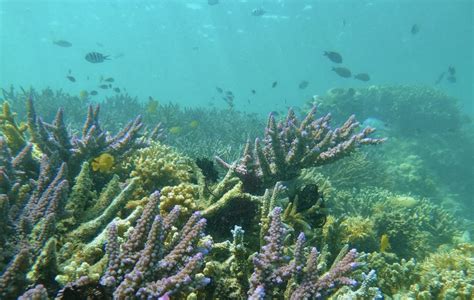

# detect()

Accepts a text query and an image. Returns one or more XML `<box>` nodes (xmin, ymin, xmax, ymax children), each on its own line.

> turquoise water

<box><xmin>1</xmin><ymin>0</ymin><xmax>472</xmax><ymax>114</ymax></box>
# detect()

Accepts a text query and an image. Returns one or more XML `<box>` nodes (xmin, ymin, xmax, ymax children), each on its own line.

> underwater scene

<box><xmin>0</xmin><ymin>0</ymin><xmax>473</xmax><ymax>299</ymax></box>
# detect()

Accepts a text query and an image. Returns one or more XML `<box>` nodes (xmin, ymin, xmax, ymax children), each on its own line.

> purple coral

<box><xmin>101</xmin><ymin>191</ymin><xmax>212</xmax><ymax>299</ymax></box>
<box><xmin>216</xmin><ymin>107</ymin><xmax>385</xmax><ymax>192</ymax></box>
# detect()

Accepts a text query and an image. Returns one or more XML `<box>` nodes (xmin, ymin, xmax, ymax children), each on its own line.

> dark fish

<box><xmin>298</xmin><ymin>80</ymin><xmax>309</xmax><ymax>89</ymax></box>
<box><xmin>90</xmin><ymin>90</ymin><xmax>98</xmax><ymax>96</ymax></box>
<box><xmin>324</xmin><ymin>51</ymin><xmax>342</xmax><ymax>63</ymax></box>
<box><xmin>225</xmin><ymin>90</ymin><xmax>234</xmax><ymax>96</ymax></box>
<box><xmin>195</xmin><ymin>157</ymin><xmax>219</xmax><ymax>183</ymax></box>
<box><xmin>216</xmin><ymin>87</ymin><xmax>223</xmax><ymax>93</ymax></box>
<box><xmin>85</xmin><ymin>52</ymin><xmax>110</xmax><ymax>63</ymax></box>
<box><xmin>448</xmin><ymin>66</ymin><xmax>456</xmax><ymax>76</ymax></box>
<box><xmin>411</xmin><ymin>24</ymin><xmax>419</xmax><ymax>35</ymax></box>
<box><xmin>99</xmin><ymin>84</ymin><xmax>109</xmax><ymax>89</ymax></box>
<box><xmin>66</xmin><ymin>75</ymin><xmax>76</xmax><ymax>82</ymax></box>
<box><xmin>208</xmin><ymin>0</ymin><xmax>219</xmax><ymax>5</ymax></box>
<box><xmin>251</xmin><ymin>89</ymin><xmax>256</xmax><ymax>94</ymax></box>
<box><xmin>113</xmin><ymin>87</ymin><xmax>121</xmax><ymax>93</ymax></box>
<box><xmin>53</xmin><ymin>40</ymin><xmax>72</xmax><ymax>47</ymax></box>
<box><xmin>251</xmin><ymin>8</ymin><xmax>266</xmax><ymax>16</ymax></box>
<box><xmin>446</xmin><ymin>76</ymin><xmax>456</xmax><ymax>83</ymax></box>
<box><xmin>104</xmin><ymin>77</ymin><xmax>114</xmax><ymax>82</ymax></box>
<box><xmin>272</xmin><ymin>81</ymin><xmax>278</xmax><ymax>88</ymax></box>
<box><xmin>332</xmin><ymin>67</ymin><xmax>352</xmax><ymax>78</ymax></box>
<box><xmin>435</xmin><ymin>72</ymin><xmax>445</xmax><ymax>85</ymax></box>
<box><xmin>354</xmin><ymin>73</ymin><xmax>370</xmax><ymax>81</ymax></box>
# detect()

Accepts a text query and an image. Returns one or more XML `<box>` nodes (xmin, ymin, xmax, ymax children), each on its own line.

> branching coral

<box><xmin>216</xmin><ymin>106</ymin><xmax>385</xmax><ymax>193</ymax></box>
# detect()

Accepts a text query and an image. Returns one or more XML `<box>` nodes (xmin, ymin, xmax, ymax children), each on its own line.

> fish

<box><xmin>90</xmin><ymin>90</ymin><xmax>98</xmax><ymax>96</ymax></box>
<box><xmin>272</xmin><ymin>81</ymin><xmax>278</xmax><ymax>88</ymax></box>
<box><xmin>251</xmin><ymin>8</ymin><xmax>266</xmax><ymax>16</ymax></box>
<box><xmin>251</xmin><ymin>89</ymin><xmax>256</xmax><ymax>94</ymax></box>
<box><xmin>380</xmin><ymin>234</ymin><xmax>390</xmax><ymax>252</ymax></box>
<box><xmin>448</xmin><ymin>66</ymin><xmax>456</xmax><ymax>76</ymax></box>
<box><xmin>354</xmin><ymin>73</ymin><xmax>370</xmax><ymax>81</ymax></box>
<box><xmin>323</xmin><ymin>51</ymin><xmax>342</xmax><ymax>63</ymax></box>
<box><xmin>92</xmin><ymin>153</ymin><xmax>115</xmax><ymax>173</ymax></box>
<box><xmin>169</xmin><ymin>126</ymin><xmax>182</xmax><ymax>135</ymax></box>
<box><xmin>225</xmin><ymin>90</ymin><xmax>234</xmax><ymax>97</ymax></box>
<box><xmin>99</xmin><ymin>84</ymin><xmax>109</xmax><ymax>89</ymax></box>
<box><xmin>66</xmin><ymin>75</ymin><xmax>76</xmax><ymax>82</ymax></box>
<box><xmin>189</xmin><ymin>120</ymin><xmax>199</xmax><ymax>128</ymax></box>
<box><xmin>79</xmin><ymin>90</ymin><xmax>89</xmax><ymax>100</ymax></box>
<box><xmin>298</xmin><ymin>80</ymin><xmax>309</xmax><ymax>89</ymax></box>
<box><xmin>216</xmin><ymin>87</ymin><xmax>223</xmax><ymax>93</ymax></box>
<box><xmin>104</xmin><ymin>77</ymin><xmax>114</xmax><ymax>82</ymax></box>
<box><xmin>208</xmin><ymin>0</ymin><xmax>219</xmax><ymax>5</ymax></box>
<box><xmin>146</xmin><ymin>97</ymin><xmax>160</xmax><ymax>114</ymax></box>
<box><xmin>113</xmin><ymin>87</ymin><xmax>121</xmax><ymax>93</ymax></box>
<box><xmin>435</xmin><ymin>72</ymin><xmax>445</xmax><ymax>85</ymax></box>
<box><xmin>85</xmin><ymin>52</ymin><xmax>110</xmax><ymax>63</ymax></box>
<box><xmin>53</xmin><ymin>40</ymin><xmax>72</xmax><ymax>47</ymax></box>
<box><xmin>332</xmin><ymin>67</ymin><xmax>352</xmax><ymax>78</ymax></box>
<box><xmin>411</xmin><ymin>24</ymin><xmax>420</xmax><ymax>35</ymax></box>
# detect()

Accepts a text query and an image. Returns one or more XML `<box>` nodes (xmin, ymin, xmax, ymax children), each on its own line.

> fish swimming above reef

<box><xmin>272</xmin><ymin>81</ymin><xmax>278</xmax><ymax>88</ymax></box>
<box><xmin>332</xmin><ymin>67</ymin><xmax>352</xmax><ymax>78</ymax></box>
<box><xmin>354</xmin><ymin>73</ymin><xmax>370</xmax><ymax>81</ymax></box>
<box><xmin>324</xmin><ymin>51</ymin><xmax>343</xmax><ymax>63</ymax></box>
<box><xmin>251</xmin><ymin>8</ymin><xmax>266</xmax><ymax>16</ymax></box>
<box><xmin>85</xmin><ymin>52</ymin><xmax>110</xmax><ymax>63</ymax></box>
<box><xmin>99</xmin><ymin>84</ymin><xmax>109</xmax><ymax>89</ymax></box>
<box><xmin>208</xmin><ymin>0</ymin><xmax>219</xmax><ymax>5</ymax></box>
<box><xmin>90</xmin><ymin>90</ymin><xmax>98</xmax><ymax>96</ymax></box>
<box><xmin>216</xmin><ymin>87</ymin><xmax>223</xmax><ymax>94</ymax></box>
<box><xmin>113</xmin><ymin>87</ymin><xmax>121</xmax><ymax>93</ymax></box>
<box><xmin>66</xmin><ymin>75</ymin><xmax>76</xmax><ymax>82</ymax></box>
<box><xmin>411</xmin><ymin>24</ymin><xmax>420</xmax><ymax>35</ymax></box>
<box><xmin>103</xmin><ymin>77</ymin><xmax>114</xmax><ymax>82</ymax></box>
<box><xmin>92</xmin><ymin>153</ymin><xmax>114</xmax><ymax>173</ymax></box>
<box><xmin>53</xmin><ymin>40</ymin><xmax>72</xmax><ymax>47</ymax></box>
<box><xmin>298</xmin><ymin>80</ymin><xmax>309</xmax><ymax>89</ymax></box>
<box><xmin>251</xmin><ymin>89</ymin><xmax>256</xmax><ymax>94</ymax></box>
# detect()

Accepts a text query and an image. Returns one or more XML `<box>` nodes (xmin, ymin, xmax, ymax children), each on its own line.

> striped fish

<box><xmin>85</xmin><ymin>52</ymin><xmax>110</xmax><ymax>63</ymax></box>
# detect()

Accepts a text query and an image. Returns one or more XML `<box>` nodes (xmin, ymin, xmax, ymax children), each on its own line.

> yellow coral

<box><xmin>91</xmin><ymin>153</ymin><xmax>114</xmax><ymax>173</ymax></box>
<box><xmin>0</xmin><ymin>101</ymin><xmax>27</xmax><ymax>154</ymax></box>
<box><xmin>159</xmin><ymin>183</ymin><xmax>198</xmax><ymax>216</ymax></box>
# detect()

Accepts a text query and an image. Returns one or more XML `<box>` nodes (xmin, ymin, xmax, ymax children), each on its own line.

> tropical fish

<box><xmin>272</xmin><ymin>81</ymin><xmax>278</xmax><ymax>88</ymax></box>
<box><xmin>53</xmin><ymin>40</ymin><xmax>72</xmax><ymax>47</ymax></box>
<box><xmin>411</xmin><ymin>24</ymin><xmax>420</xmax><ymax>35</ymax></box>
<box><xmin>225</xmin><ymin>90</ymin><xmax>234</xmax><ymax>97</ymax></box>
<box><xmin>448</xmin><ymin>66</ymin><xmax>456</xmax><ymax>76</ymax></box>
<box><xmin>91</xmin><ymin>153</ymin><xmax>114</xmax><ymax>173</ymax></box>
<box><xmin>332</xmin><ymin>67</ymin><xmax>352</xmax><ymax>78</ymax></box>
<box><xmin>251</xmin><ymin>89</ymin><xmax>256</xmax><ymax>94</ymax></box>
<box><xmin>189</xmin><ymin>120</ymin><xmax>199</xmax><ymax>128</ymax></box>
<box><xmin>99</xmin><ymin>84</ymin><xmax>109</xmax><ymax>89</ymax></box>
<box><xmin>298</xmin><ymin>80</ymin><xmax>309</xmax><ymax>89</ymax></box>
<box><xmin>103</xmin><ymin>77</ymin><xmax>115</xmax><ymax>82</ymax></box>
<box><xmin>66</xmin><ymin>75</ymin><xmax>76</xmax><ymax>82</ymax></box>
<box><xmin>79</xmin><ymin>90</ymin><xmax>89</xmax><ymax>100</ymax></box>
<box><xmin>208</xmin><ymin>0</ymin><xmax>219</xmax><ymax>5</ymax></box>
<box><xmin>113</xmin><ymin>87</ymin><xmax>121</xmax><ymax>93</ymax></box>
<box><xmin>85</xmin><ymin>52</ymin><xmax>110</xmax><ymax>63</ymax></box>
<box><xmin>323</xmin><ymin>51</ymin><xmax>342</xmax><ymax>63</ymax></box>
<box><xmin>251</xmin><ymin>8</ymin><xmax>266</xmax><ymax>16</ymax></box>
<box><xmin>146</xmin><ymin>97</ymin><xmax>160</xmax><ymax>114</ymax></box>
<box><xmin>169</xmin><ymin>126</ymin><xmax>182</xmax><ymax>134</ymax></box>
<box><xmin>354</xmin><ymin>73</ymin><xmax>370</xmax><ymax>81</ymax></box>
<box><xmin>216</xmin><ymin>87</ymin><xmax>223</xmax><ymax>93</ymax></box>
<box><xmin>90</xmin><ymin>90</ymin><xmax>98</xmax><ymax>96</ymax></box>
<box><xmin>380</xmin><ymin>234</ymin><xmax>390</xmax><ymax>252</ymax></box>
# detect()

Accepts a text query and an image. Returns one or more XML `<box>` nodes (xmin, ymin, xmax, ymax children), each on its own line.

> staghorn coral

<box><xmin>216</xmin><ymin>106</ymin><xmax>385</xmax><ymax>193</ymax></box>
<box><xmin>0</xmin><ymin>101</ymin><xmax>27</xmax><ymax>155</ymax></box>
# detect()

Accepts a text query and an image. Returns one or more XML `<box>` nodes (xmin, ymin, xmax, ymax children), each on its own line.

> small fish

<box><xmin>411</xmin><ymin>24</ymin><xmax>420</xmax><ymax>35</ymax></box>
<box><xmin>169</xmin><ymin>126</ymin><xmax>182</xmax><ymax>135</ymax></box>
<box><xmin>380</xmin><ymin>234</ymin><xmax>390</xmax><ymax>252</ymax></box>
<box><xmin>53</xmin><ymin>40</ymin><xmax>72</xmax><ymax>47</ymax></box>
<box><xmin>66</xmin><ymin>75</ymin><xmax>76</xmax><ymax>82</ymax></box>
<box><xmin>272</xmin><ymin>81</ymin><xmax>278</xmax><ymax>88</ymax></box>
<box><xmin>225</xmin><ymin>90</ymin><xmax>234</xmax><ymax>96</ymax></box>
<box><xmin>208</xmin><ymin>0</ymin><xmax>219</xmax><ymax>5</ymax></box>
<box><xmin>251</xmin><ymin>89</ymin><xmax>256</xmax><ymax>94</ymax></box>
<box><xmin>332</xmin><ymin>67</ymin><xmax>352</xmax><ymax>78</ymax></box>
<box><xmin>298</xmin><ymin>80</ymin><xmax>309</xmax><ymax>89</ymax></box>
<box><xmin>79</xmin><ymin>90</ymin><xmax>89</xmax><ymax>100</ymax></box>
<box><xmin>85</xmin><ymin>52</ymin><xmax>110</xmax><ymax>63</ymax></box>
<box><xmin>448</xmin><ymin>66</ymin><xmax>456</xmax><ymax>76</ymax></box>
<box><xmin>323</xmin><ymin>51</ymin><xmax>342</xmax><ymax>63</ymax></box>
<box><xmin>354</xmin><ymin>73</ymin><xmax>370</xmax><ymax>81</ymax></box>
<box><xmin>113</xmin><ymin>87</ymin><xmax>121</xmax><ymax>93</ymax></box>
<box><xmin>216</xmin><ymin>87</ymin><xmax>223</xmax><ymax>93</ymax></box>
<box><xmin>90</xmin><ymin>90</ymin><xmax>98</xmax><ymax>96</ymax></box>
<box><xmin>189</xmin><ymin>120</ymin><xmax>199</xmax><ymax>128</ymax></box>
<box><xmin>251</xmin><ymin>8</ymin><xmax>266</xmax><ymax>16</ymax></box>
<box><xmin>99</xmin><ymin>84</ymin><xmax>109</xmax><ymax>89</ymax></box>
<box><xmin>104</xmin><ymin>77</ymin><xmax>114</xmax><ymax>82</ymax></box>
<box><xmin>435</xmin><ymin>72</ymin><xmax>445</xmax><ymax>85</ymax></box>
<box><xmin>92</xmin><ymin>153</ymin><xmax>115</xmax><ymax>173</ymax></box>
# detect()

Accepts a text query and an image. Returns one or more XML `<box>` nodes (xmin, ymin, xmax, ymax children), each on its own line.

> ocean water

<box><xmin>0</xmin><ymin>0</ymin><xmax>472</xmax><ymax>114</ymax></box>
<box><xmin>1</xmin><ymin>1</ymin><xmax>474</xmax><ymax>299</ymax></box>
